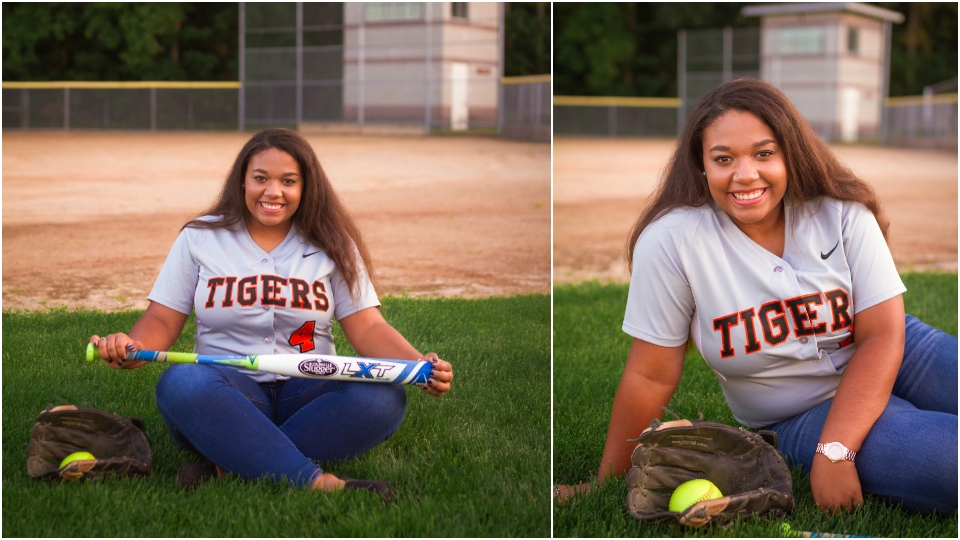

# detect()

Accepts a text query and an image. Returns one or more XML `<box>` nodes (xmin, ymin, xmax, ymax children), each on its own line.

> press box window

<box><xmin>776</xmin><ymin>26</ymin><xmax>825</xmax><ymax>55</ymax></box>
<box><xmin>847</xmin><ymin>27</ymin><xmax>859</xmax><ymax>55</ymax></box>
<box><xmin>452</xmin><ymin>2</ymin><xmax>468</xmax><ymax>19</ymax></box>
<box><xmin>365</xmin><ymin>2</ymin><xmax>422</xmax><ymax>22</ymax></box>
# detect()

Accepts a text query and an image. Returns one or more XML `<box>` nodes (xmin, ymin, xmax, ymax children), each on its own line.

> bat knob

<box><xmin>86</xmin><ymin>342</ymin><xmax>96</xmax><ymax>362</ymax></box>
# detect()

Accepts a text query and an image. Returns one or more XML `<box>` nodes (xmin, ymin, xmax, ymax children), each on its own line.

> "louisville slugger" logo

<box><xmin>298</xmin><ymin>359</ymin><xmax>339</xmax><ymax>377</ymax></box>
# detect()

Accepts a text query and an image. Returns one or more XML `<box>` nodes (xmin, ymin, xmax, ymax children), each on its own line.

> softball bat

<box><xmin>781</xmin><ymin>523</ymin><xmax>875</xmax><ymax>538</ymax></box>
<box><xmin>85</xmin><ymin>343</ymin><xmax>433</xmax><ymax>385</ymax></box>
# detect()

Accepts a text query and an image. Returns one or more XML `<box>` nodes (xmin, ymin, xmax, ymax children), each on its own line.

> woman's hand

<box><xmin>89</xmin><ymin>333</ymin><xmax>145</xmax><ymax>369</ymax></box>
<box><xmin>554</xmin><ymin>482</ymin><xmax>593</xmax><ymax>504</ymax></box>
<box><xmin>88</xmin><ymin>303</ymin><xmax>188</xmax><ymax>370</ymax></box>
<box><xmin>809</xmin><ymin>296</ymin><xmax>902</xmax><ymax>514</ymax></box>
<box><xmin>338</xmin><ymin>308</ymin><xmax>451</xmax><ymax>395</ymax></box>
<box><xmin>810</xmin><ymin>455</ymin><xmax>863</xmax><ymax>513</ymax></box>
<box><xmin>421</xmin><ymin>353</ymin><xmax>453</xmax><ymax>397</ymax></box>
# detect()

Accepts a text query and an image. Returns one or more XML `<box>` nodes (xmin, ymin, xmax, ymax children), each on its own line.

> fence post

<box><xmin>533</xmin><ymin>81</ymin><xmax>542</xmax><ymax>139</ymax></box>
<box><xmin>879</xmin><ymin>20</ymin><xmax>892</xmax><ymax>143</ymax></box>
<box><xmin>150</xmin><ymin>87</ymin><xmax>157</xmax><ymax>131</ymax></box>
<box><xmin>517</xmin><ymin>83</ymin><xmax>525</xmax><ymax>137</ymax></box>
<box><xmin>425</xmin><ymin>2</ymin><xmax>432</xmax><ymax>134</ymax></box>
<box><xmin>496</xmin><ymin>2</ymin><xmax>505</xmax><ymax>135</ymax></box>
<box><xmin>21</xmin><ymin>89</ymin><xmax>29</xmax><ymax>128</ymax></box>
<box><xmin>677</xmin><ymin>29</ymin><xmax>686</xmax><ymax>136</ymax></box>
<box><xmin>358</xmin><ymin>7</ymin><xmax>365</xmax><ymax>129</ymax></box>
<box><xmin>723</xmin><ymin>26</ymin><xmax>733</xmax><ymax>82</ymax></box>
<box><xmin>296</xmin><ymin>2</ymin><xmax>303</xmax><ymax>129</ymax></box>
<box><xmin>238</xmin><ymin>2</ymin><xmax>245</xmax><ymax>131</ymax></box>
<box><xmin>922</xmin><ymin>86</ymin><xmax>933</xmax><ymax>136</ymax></box>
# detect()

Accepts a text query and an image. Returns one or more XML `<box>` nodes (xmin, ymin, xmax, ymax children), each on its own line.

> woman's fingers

<box><xmin>421</xmin><ymin>353</ymin><xmax>452</xmax><ymax>397</ymax></box>
<box><xmin>554</xmin><ymin>482</ymin><xmax>594</xmax><ymax>504</ymax></box>
<box><xmin>430</xmin><ymin>360</ymin><xmax>453</xmax><ymax>383</ymax></box>
<box><xmin>92</xmin><ymin>333</ymin><xmax>136</xmax><ymax>368</ymax></box>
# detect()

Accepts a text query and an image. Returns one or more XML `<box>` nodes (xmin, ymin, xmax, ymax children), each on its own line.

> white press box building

<box><xmin>742</xmin><ymin>3</ymin><xmax>904</xmax><ymax>142</ymax></box>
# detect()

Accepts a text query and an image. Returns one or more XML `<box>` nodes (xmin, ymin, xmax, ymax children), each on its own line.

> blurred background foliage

<box><xmin>2</xmin><ymin>3</ymin><xmax>239</xmax><ymax>81</ymax></box>
<box><xmin>2</xmin><ymin>2</ymin><xmax>952</xmax><ymax>95</ymax></box>
<box><xmin>553</xmin><ymin>2</ymin><xmax>957</xmax><ymax>97</ymax></box>
<box><xmin>2</xmin><ymin>2</ymin><xmax>552</xmax><ymax>81</ymax></box>
<box><xmin>505</xmin><ymin>2</ymin><xmax>551</xmax><ymax>77</ymax></box>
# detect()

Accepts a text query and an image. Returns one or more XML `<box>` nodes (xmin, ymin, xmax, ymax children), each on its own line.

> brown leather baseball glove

<box><xmin>625</xmin><ymin>419</ymin><xmax>794</xmax><ymax>528</ymax></box>
<box><xmin>25</xmin><ymin>404</ymin><xmax>152</xmax><ymax>481</ymax></box>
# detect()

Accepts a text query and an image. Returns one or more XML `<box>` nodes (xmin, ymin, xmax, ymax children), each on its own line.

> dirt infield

<box><xmin>3</xmin><ymin>131</ymin><xmax>550</xmax><ymax>311</ymax></box>
<box><xmin>555</xmin><ymin>137</ymin><xmax>958</xmax><ymax>283</ymax></box>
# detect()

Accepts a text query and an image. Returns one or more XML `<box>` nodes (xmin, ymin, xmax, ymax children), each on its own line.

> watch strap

<box><xmin>816</xmin><ymin>442</ymin><xmax>857</xmax><ymax>463</ymax></box>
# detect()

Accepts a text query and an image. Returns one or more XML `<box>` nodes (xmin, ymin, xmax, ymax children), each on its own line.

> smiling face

<box><xmin>244</xmin><ymin>147</ymin><xmax>303</xmax><ymax>237</ymax></box>
<box><xmin>702</xmin><ymin>110</ymin><xmax>788</xmax><ymax>236</ymax></box>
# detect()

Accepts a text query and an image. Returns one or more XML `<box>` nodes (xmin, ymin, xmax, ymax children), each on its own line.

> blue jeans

<box><xmin>155</xmin><ymin>364</ymin><xmax>407</xmax><ymax>488</ymax></box>
<box><xmin>768</xmin><ymin>315</ymin><xmax>958</xmax><ymax>514</ymax></box>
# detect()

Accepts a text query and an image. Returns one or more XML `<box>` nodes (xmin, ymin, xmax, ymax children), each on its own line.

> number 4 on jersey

<box><xmin>289</xmin><ymin>321</ymin><xmax>316</xmax><ymax>353</ymax></box>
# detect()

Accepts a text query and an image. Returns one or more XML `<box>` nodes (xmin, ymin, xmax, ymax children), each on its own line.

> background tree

<box><xmin>553</xmin><ymin>3</ymin><xmax>756</xmax><ymax>97</ymax></box>
<box><xmin>505</xmin><ymin>2</ymin><xmax>551</xmax><ymax>76</ymax></box>
<box><xmin>3</xmin><ymin>2</ymin><xmax>237</xmax><ymax>81</ymax></box>
<box><xmin>553</xmin><ymin>2</ymin><xmax>957</xmax><ymax>98</ymax></box>
<box><xmin>3</xmin><ymin>2</ymin><xmax>551</xmax><ymax>81</ymax></box>
<box><xmin>882</xmin><ymin>2</ymin><xmax>958</xmax><ymax>95</ymax></box>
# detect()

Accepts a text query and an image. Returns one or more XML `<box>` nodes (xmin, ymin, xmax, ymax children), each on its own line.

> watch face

<box><xmin>824</xmin><ymin>442</ymin><xmax>845</xmax><ymax>461</ymax></box>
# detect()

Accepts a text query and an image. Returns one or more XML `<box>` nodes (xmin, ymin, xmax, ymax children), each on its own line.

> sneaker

<box><xmin>335</xmin><ymin>474</ymin><xmax>394</xmax><ymax>503</ymax></box>
<box><xmin>177</xmin><ymin>461</ymin><xmax>219</xmax><ymax>490</ymax></box>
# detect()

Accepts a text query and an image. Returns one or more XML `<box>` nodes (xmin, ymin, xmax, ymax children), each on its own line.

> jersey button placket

<box><xmin>773</xmin><ymin>262</ymin><xmax>816</xmax><ymax>359</ymax></box>
<box><xmin>262</xmin><ymin>258</ymin><xmax>273</xmax><ymax>313</ymax></box>
<box><xmin>260</xmin><ymin>256</ymin><xmax>275</xmax><ymax>348</ymax></box>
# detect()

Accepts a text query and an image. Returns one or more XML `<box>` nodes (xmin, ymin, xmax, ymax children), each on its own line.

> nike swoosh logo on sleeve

<box><xmin>820</xmin><ymin>241</ymin><xmax>840</xmax><ymax>260</ymax></box>
<box><xmin>303</xmin><ymin>251</ymin><xmax>322</xmax><ymax>258</ymax></box>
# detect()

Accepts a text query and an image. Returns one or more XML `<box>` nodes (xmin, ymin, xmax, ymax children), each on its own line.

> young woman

<box><xmin>555</xmin><ymin>79</ymin><xmax>956</xmax><ymax>514</ymax></box>
<box><xmin>91</xmin><ymin>128</ymin><xmax>453</xmax><ymax>498</ymax></box>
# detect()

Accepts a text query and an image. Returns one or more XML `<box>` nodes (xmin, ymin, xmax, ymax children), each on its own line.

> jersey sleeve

<box><xmin>330</xmin><ymin>255</ymin><xmax>381</xmax><ymax>321</ymax></box>
<box><xmin>842</xmin><ymin>202</ymin><xmax>906</xmax><ymax>313</ymax></box>
<box><xmin>622</xmin><ymin>212</ymin><xmax>697</xmax><ymax>347</ymax></box>
<box><xmin>147</xmin><ymin>228</ymin><xmax>203</xmax><ymax>315</ymax></box>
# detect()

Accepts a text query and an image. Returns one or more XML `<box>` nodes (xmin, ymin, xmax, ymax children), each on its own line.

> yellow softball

<box><xmin>60</xmin><ymin>451</ymin><xmax>96</xmax><ymax>468</ymax></box>
<box><xmin>668</xmin><ymin>479</ymin><xmax>723</xmax><ymax>513</ymax></box>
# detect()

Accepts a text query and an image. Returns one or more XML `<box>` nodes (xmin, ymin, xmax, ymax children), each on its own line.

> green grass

<box><xmin>553</xmin><ymin>273</ymin><xmax>959</xmax><ymax>538</ymax></box>
<box><xmin>3</xmin><ymin>294</ymin><xmax>550</xmax><ymax>537</ymax></box>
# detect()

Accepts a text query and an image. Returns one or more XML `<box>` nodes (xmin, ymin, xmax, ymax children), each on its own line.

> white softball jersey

<box><xmin>149</xmin><ymin>217</ymin><xmax>380</xmax><ymax>383</ymax></box>
<box><xmin>623</xmin><ymin>197</ymin><xmax>905</xmax><ymax>428</ymax></box>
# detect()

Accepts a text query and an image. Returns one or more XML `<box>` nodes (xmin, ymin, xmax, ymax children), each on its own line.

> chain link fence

<box><xmin>678</xmin><ymin>27</ymin><xmax>761</xmax><ymax>127</ymax></box>
<box><xmin>499</xmin><ymin>75</ymin><xmax>550</xmax><ymax>142</ymax></box>
<box><xmin>2</xmin><ymin>82</ymin><xmax>239</xmax><ymax>130</ymax></box>
<box><xmin>554</xmin><ymin>27</ymin><xmax>758</xmax><ymax>139</ymax></box>
<box><xmin>553</xmin><ymin>96</ymin><xmax>678</xmax><ymax>138</ymax></box>
<box><xmin>883</xmin><ymin>93</ymin><xmax>958</xmax><ymax>150</ymax></box>
<box><xmin>241</xmin><ymin>2</ymin><xmax>502</xmax><ymax>134</ymax></box>
<box><xmin>4</xmin><ymin>3</ymin><xmax>549</xmax><ymax>142</ymax></box>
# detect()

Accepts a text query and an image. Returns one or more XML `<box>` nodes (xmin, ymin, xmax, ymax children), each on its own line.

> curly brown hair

<box><xmin>626</xmin><ymin>78</ymin><xmax>889</xmax><ymax>269</ymax></box>
<box><xmin>185</xmin><ymin>128</ymin><xmax>376</xmax><ymax>299</ymax></box>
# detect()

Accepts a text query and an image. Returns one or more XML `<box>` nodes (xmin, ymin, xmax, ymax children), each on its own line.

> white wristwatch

<box><xmin>816</xmin><ymin>442</ymin><xmax>856</xmax><ymax>463</ymax></box>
